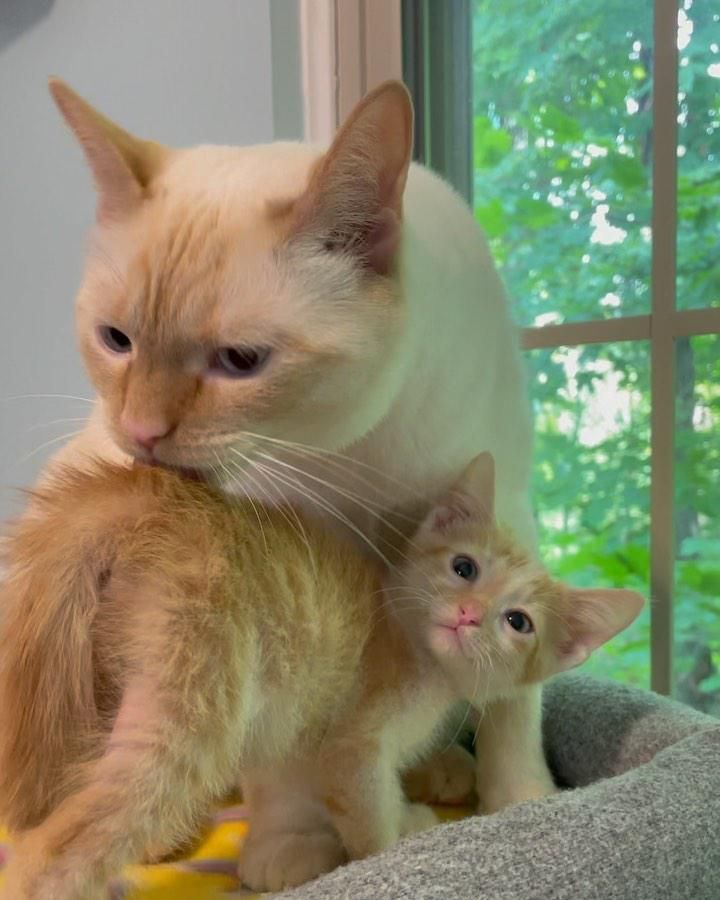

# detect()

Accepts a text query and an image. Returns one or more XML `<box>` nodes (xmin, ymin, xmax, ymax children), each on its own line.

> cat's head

<box><xmin>50</xmin><ymin>79</ymin><xmax>413</xmax><ymax>479</ymax></box>
<box><xmin>395</xmin><ymin>453</ymin><xmax>645</xmax><ymax>702</ymax></box>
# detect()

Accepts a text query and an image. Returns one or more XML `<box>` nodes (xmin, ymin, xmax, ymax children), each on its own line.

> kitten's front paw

<box><xmin>400</xmin><ymin>802</ymin><xmax>439</xmax><ymax>837</ymax></box>
<box><xmin>403</xmin><ymin>744</ymin><xmax>477</xmax><ymax>806</ymax></box>
<box><xmin>238</xmin><ymin>826</ymin><xmax>347</xmax><ymax>893</ymax></box>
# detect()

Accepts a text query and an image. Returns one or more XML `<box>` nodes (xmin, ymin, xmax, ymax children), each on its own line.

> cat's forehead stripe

<box><xmin>136</xmin><ymin>202</ymin><xmax>226</xmax><ymax>339</ymax></box>
<box><xmin>125</xmin><ymin>195</ymin><xmax>295</xmax><ymax>345</ymax></box>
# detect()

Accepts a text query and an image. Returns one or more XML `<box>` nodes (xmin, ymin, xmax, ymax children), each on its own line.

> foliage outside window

<box><xmin>469</xmin><ymin>0</ymin><xmax>720</xmax><ymax>708</ymax></box>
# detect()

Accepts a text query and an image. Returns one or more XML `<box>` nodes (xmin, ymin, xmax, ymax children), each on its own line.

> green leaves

<box><xmin>474</xmin><ymin>198</ymin><xmax>508</xmax><ymax>237</ymax></box>
<box><xmin>470</xmin><ymin>0</ymin><xmax>719</xmax><ymax>702</ymax></box>
<box><xmin>515</xmin><ymin>197</ymin><xmax>559</xmax><ymax>228</ymax></box>
<box><xmin>473</xmin><ymin>115</ymin><xmax>512</xmax><ymax>168</ymax></box>
<box><xmin>603</xmin><ymin>154</ymin><xmax>647</xmax><ymax>190</ymax></box>
<box><xmin>539</xmin><ymin>104</ymin><xmax>583</xmax><ymax>142</ymax></box>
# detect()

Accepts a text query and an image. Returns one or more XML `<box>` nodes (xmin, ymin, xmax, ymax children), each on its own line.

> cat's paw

<box><xmin>403</xmin><ymin>744</ymin><xmax>477</xmax><ymax>806</ymax></box>
<box><xmin>400</xmin><ymin>802</ymin><xmax>439</xmax><ymax>837</ymax></box>
<box><xmin>238</xmin><ymin>826</ymin><xmax>347</xmax><ymax>893</ymax></box>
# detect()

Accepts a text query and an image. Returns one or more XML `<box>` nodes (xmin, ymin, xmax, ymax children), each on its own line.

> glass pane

<box><xmin>674</xmin><ymin>334</ymin><xmax>720</xmax><ymax>714</ymax></box>
<box><xmin>472</xmin><ymin>0</ymin><xmax>653</xmax><ymax>327</ymax></box>
<box><xmin>677</xmin><ymin>1</ymin><xmax>720</xmax><ymax>310</ymax></box>
<box><xmin>527</xmin><ymin>342</ymin><xmax>651</xmax><ymax>687</ymax></box>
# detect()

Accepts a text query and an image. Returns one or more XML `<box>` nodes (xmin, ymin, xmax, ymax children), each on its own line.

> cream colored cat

<box><xmin>0</xmin><ymin>452</ymin><xmax>643</xmax><ymax>898</ymax></box>
<box><xmin>43</xmin><ymin>76</ymin><xmax>547</xmax><ymax>828</ymax></box>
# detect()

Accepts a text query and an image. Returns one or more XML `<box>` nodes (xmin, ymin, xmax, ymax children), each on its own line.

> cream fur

<box><xmin>44</xmin><ymin>79</ymin><xmax>547</xmax><ymax>822</ymax></box>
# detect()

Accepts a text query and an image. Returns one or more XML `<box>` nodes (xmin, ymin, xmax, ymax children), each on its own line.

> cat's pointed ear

<box><xmin>293</xmin><ymin>80</ymin><xmax>413</xmax><ymax>275</ymax></box>
<box><xmin>422</xmin><ymin>452</ymin><xmax>496</xmax><ymax>536</ymax></box>
<box><xmin>49</xmin><ymin>78</ymin><xmax>168</xmax><ymax>221</ymax></box>
<box><xmin>551</xmin><ymin>587</ymin><xmax>645</xmax><ymax>673</ymax></box>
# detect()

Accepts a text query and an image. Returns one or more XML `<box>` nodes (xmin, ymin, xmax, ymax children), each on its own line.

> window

<box><xmin>401</xmin><ymin>0</ymin><xmax>720</xmax><ymax>708</ymax></box>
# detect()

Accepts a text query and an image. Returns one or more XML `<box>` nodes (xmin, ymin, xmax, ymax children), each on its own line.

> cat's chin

<box><xmin>427</xmin><ymin>624</ymin><xmax>468</xmax><ymax>659</ymax></box>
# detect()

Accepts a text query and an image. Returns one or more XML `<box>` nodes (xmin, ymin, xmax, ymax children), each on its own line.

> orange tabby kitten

<box><xmin>0</xmin><ymin>454</ymin><xmax>643</xmax><ymax>898</ymax></box>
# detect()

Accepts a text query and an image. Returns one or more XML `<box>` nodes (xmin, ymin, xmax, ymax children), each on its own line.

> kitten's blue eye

<box><xmin>210</xmin><ymin>347</ymin><xmax>271</xmax><ymax>378</ymax></box>
<box><xmin>452</xmin><ymin>555</ymin><xmax>479</xmax><ymax>581</ymax></box>
<box><xmin>99</xmin><ymin>326</ymin><xmax>132</xmax><ymax>354</ymax></box>
<box><xmin>505</xmin><ymin>610</ymin><xmax>534</xmax><ymax>634</ymax></box>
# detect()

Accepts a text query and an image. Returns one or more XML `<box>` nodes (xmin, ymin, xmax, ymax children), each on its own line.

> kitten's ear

<box><xmin>422</xmin><ymin>452</ymin><xmax>496</xmax><ymax>535</ymax></box>
<box><xmin>293</xmin><ymin>80</ymin><xmax>413</xmax><ymax>275</ymax></box>
<box><xmin>49</xmin><ymin>78</ymin><xmax>168</xmax><ymax>222</ymax></box>
<box><xmin>552</xmin><ymin>587</ymin><xmax>645</xmax><ymax>672</ymax></box>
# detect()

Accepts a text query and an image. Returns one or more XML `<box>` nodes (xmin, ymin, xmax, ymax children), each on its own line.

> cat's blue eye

<box><xmin>98</xmin><ymin>326</ymin><xmax>132</xmax><ymax>354</ymax></box>
<box><xmin>209</xmin><ymin>346</ymin><xmax>271</xmax><ymax>378</ymax></box>
<box><xmin>452</xmin><ymin>555</ymin><xmax>479</xmax><ymax>582</ymax></box>
<box><xmin>505</xmin><ymin>610</ymin><xmax>534</xmax><ymax>634</ymax></box>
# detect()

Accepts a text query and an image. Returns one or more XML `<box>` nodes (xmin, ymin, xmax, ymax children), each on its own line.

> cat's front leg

<box><xmin>316</xmin><ymin>737</ymin><xmax>409</xmax><ymax>861</ymax></box>
<box><xmin>474</xmin><ymin>685</ymin><xmax>558</xmax><ymax>814</ymax></box>
<box><xmin>239</xmin><ymin>765</ymin><xmax>346</xmax><ymax>893</ymax></box>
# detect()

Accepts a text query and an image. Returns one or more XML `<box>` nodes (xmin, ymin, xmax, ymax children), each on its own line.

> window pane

<box><xmin>674</xmin><ymin>334</ymin><xmax>720</xmax><ymax>714</ymax></box>
<box><xmin>472</xmin><ymin>0</ymin><xmax>653</xmax><ymax>327</ymax></box>
<box><xmin>677</xmin><ymin>2</ymin><xmax>720</xmax><ymax>311</ymax></box>
<box><xmin>527</xmin><ymin>342</ymin><xmax>651</xmax><ymax>687</ymax></box>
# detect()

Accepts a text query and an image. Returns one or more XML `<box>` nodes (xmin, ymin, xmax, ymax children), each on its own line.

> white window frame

<box><xmin>299</xmin><ymin>0</ymin><xmax>720</xmax><ymax>696</ymax></box>
<box><xmin>299</xmin><ymin>0</ymin><xmax>402</xmax><ymax>144</ymax></box>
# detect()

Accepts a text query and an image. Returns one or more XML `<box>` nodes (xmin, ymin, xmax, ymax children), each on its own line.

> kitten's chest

<box><xmin>389</xmin><ymin>679</ymin><xmax>457</xmax><ymax>769</ymax></box>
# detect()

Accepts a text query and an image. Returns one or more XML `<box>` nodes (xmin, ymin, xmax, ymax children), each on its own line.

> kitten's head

<box><xmin>50</xmin><ymin>78</ymin><xmax>413</xmax><ymax>478</ymax></box>
<box><xmin>395</xmin><ymin>453</ymin><xmax>645</xmax><ymax>702</ymax></box>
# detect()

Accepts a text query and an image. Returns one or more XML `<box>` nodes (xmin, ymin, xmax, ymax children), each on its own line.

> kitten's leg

<box><xmin>239</xmin><ymin>764</ymin><xmax>346</xmax><ymax>893</ymax></box>
<box><xmin>0</xmin><ymin>680</ymin><xmax>233</xmax><ymax>900</ymax></box>
<box><xmin>399</xmin><ymin>802</ymin><xmax>440</xmax><ymax>836</ymax></box>
<box><xmin>473</xmin><ymin>685</ymin><xmax>558</xmax><ymax>814</ymax></box>
<box><xmin>320</xmin><ymin>739</ymin><xmax>437</xmax><ymax>861</ymax></box>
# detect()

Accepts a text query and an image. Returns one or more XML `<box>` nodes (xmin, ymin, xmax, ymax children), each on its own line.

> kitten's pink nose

<box><xmin>121</xmin><ymin>415</ymin><xmax>171</xmax><ymax>452</ymax></box>
<box><xmin>457</xmin><ymin>607</ymin><xmax>482</xmax><ymax>628</ymax></box>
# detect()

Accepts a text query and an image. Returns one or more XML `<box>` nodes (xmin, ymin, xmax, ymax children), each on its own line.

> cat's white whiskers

<box><xmin>27</xmin><ymin>417</ymin><xmax>89</xmax><ymax>433</ymax></box>
<box><xmin>226</xmin><ymin>452</ymin><xmax>318</xmax><ymax>578</ymax></box>
<box><xmin>12</xmin><ymin>430</ymin><xmax>84</xmax><ymax>470</ymax></box>
<box><xmin>254</xmin><ymin>451</ymin><xmax>423</xmax><ymax>558</ymax></box>
<box><xmin>370</xmin><ymin>601</ymin><xmax>428</xmax><ymax>630</ymax></box>
<box><xmin>253</xmin><ymin>440</ymin><xmax>392</xmax><ymax>504</ymax></box>
<box><xmin>0</xmin><ymin>393</ymin><xmax>94</xmax><ymax>405</ymax></box>
<box><xmin>373</xmin><ymin>585</ymin><xmax>435</xmax><ymax>603</ymax></box>
<box><xmin>237</xmin><ymin>430</ymin><xmax>424</xmax><ymax>501</ymax></box>
<box><xmin>251</xmin><ymin>438</ymin><xmax>421</xmax><ymax>521</ymax></box>
<box><xmin>247</xmin><ymin>455</ymin><xmax>396</xmax><ymax>570</ymax></box>
<box><xmin>213</xmin><ymin>451</ymin><xmax>270</xmax><ymax>558</ymax></box>
<box><xmin>235</xmin><ymin>449</ymin><xmax>396</xmax><ymax>563</ymax></box>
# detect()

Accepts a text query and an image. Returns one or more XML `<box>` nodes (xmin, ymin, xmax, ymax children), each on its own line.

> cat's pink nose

<box><xmin>121</xmin><ymin>415</ymin><xmax>171</xmax><ymax>452</ymax></box>
<box><xmin>457</xmin><ymin>607</ymin><xmax>481</xmax><ymax>628</ymax></box>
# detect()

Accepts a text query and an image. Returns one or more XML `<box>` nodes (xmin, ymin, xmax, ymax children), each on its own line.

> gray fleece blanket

<box><xmin>279</xmin><ymin>673</ymin><xmax>720</xmax><ymax>900</ymax></box>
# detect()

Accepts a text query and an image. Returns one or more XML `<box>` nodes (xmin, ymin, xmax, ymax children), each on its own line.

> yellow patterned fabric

<box><xmin>0</xmin><ymin>803</ymin><xmax>471</xmax><ymax>898</ymax></box>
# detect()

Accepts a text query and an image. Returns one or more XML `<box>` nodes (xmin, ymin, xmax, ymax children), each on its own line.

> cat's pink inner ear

<box><xmin>366</xmin><ymin>209</ymin><xmax>402</xmax><ymax>276</ymax></box>
<box><xmin>293</xmin><ymin>80</ymin><xmax>413</xmax><ymax>274</ymax></box>
<box><xmin>48</xmin><ymin>78</ymin><xmax>167</xmax><ymax>222</ymax></box>
<box><xmin>423</xmin><ymin>453</ymin><xmax>495</xmax><ymax>536</ymax></box>
<box><xmin>427</xmin><ymin>497</ymin><xmax>474</xmax><ymax>533</ymax></box>
<box><xmin>555</xmin><ymin>587</ymin><xmax>645</xmax><ymax>671</ymax></box>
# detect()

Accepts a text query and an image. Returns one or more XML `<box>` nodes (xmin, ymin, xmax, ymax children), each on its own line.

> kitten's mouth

<box><xmin>430</xmin><ymin>623</ymin><xmax>469</xmax><ymax>657</ymax></box>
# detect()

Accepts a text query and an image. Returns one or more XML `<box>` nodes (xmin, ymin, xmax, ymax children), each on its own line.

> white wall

<box><xmin>0</xmin><ymin>0</ymin><xmax>301</xmax><ymax>519</ymax></box>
